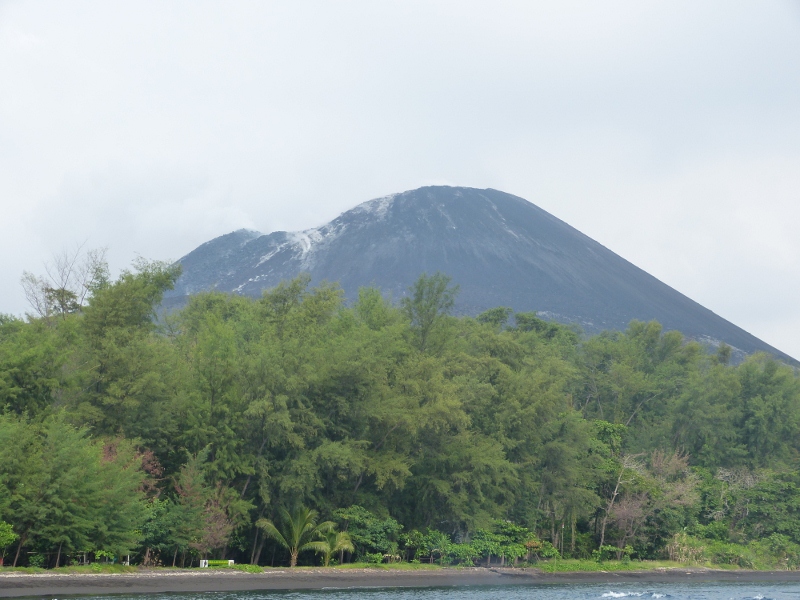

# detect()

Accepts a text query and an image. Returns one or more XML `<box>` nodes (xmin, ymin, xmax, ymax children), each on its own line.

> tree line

<box><xmin>2</xmin><ymin>254</ymin><xmax>800</xmax><ymax>569</ymax></box>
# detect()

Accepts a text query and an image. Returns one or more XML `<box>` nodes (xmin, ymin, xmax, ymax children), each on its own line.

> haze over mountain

<box><xmin>165</xmin><ymin>186</ymin><xmax>794</xmax><ymax>363</ymax></box>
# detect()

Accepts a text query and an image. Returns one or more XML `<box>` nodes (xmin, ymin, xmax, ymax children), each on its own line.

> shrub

<box><xmin>231</xmin><ymin>563</ymin><xmax>263</xmax><ymax>573</ymax></box>
<box><xmin>28</xmin><ymin>554</ymin><xmax>46</xmax><ymax>568</ymax></box>
<box><xmin>706</xmin><ymin>541</ymin><xmax>753</xmax><ymax>568</ymax></box>
<box><xmin>592</xmin><ymin>545</ymin><xmax>631</xmax><ymax>562</ymax></box>
<box><xmin>333</xmin><ymin>506</ymin><xmax>400</xmax><ymax>560</ymax></box>
<box><xmin>665</xmin><ymin>533</ymin><xmax>705</xmax><ymax>563</ymax></box>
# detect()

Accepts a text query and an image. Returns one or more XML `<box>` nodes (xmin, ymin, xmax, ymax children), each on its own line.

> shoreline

<box><xmin>3</xmin><ymin>567</ymin><xmax>800</xmax><ymax>597</ymax></box>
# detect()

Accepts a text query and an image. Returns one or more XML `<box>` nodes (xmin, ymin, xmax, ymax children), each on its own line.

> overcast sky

<box><xmin>2</xmin><ymin>1</ymin><xmax>800</xmax><ymax>357</ymax></box>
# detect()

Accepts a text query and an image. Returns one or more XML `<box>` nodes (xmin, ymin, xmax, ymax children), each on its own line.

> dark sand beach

<box><xmin>3</xmin><ymin>567</ymin><xmax>800</xmax><ymax>598</ymax></box>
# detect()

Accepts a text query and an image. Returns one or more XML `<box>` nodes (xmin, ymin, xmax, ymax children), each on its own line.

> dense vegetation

<box><xmin>2</xmin><ymin>258</ymin><xmax>800</xmax><ymax>570</ymax></box>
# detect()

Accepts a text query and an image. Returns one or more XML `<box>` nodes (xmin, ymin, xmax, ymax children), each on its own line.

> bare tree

<box><xmin>599</xmin><ymin>454</ymin><xmax>644</xmax><ymax>547</ymax></box>
<box><xmin>191</xmin><ymin>498</ymin><xmax>234</xmax><ymax>559</ymax></box>
<box><xmin>607</xmin><ymin>450</ymin><xmax>699</xmax><ymax>555</ymax></box>
<box><xmin>610</xmin><ymin>493</ymin><xmax>648</xmax><ymax>555</ymax></box>
<box><xmin>20</xmin><ymin>271</ymin><xmax>51</xmax><ymax>319</ymax></box>
<box><xmin>20</xmin><ymin>245</ymin><xmax>109</xmax><ymax>320</ymax></box>
<box><xmin>712</xmin><ymin>467</ymin><xmax>761</xmax><ymax>526</ymax></box>
<box><xmin>651</xmin><ymin>449</ymin><xmax>699</xmax><ymax>509</ymax></box>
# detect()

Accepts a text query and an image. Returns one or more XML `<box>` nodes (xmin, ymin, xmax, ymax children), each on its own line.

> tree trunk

<box><xmin>250</xmin><ymin>528</ymin><xmax>260</xmax><ymax>565</ymax></box>
<box><xmin>571</xmin><ymin>516</ymin><xmax>576</xmax><ymax>554</ymax></box>
<box><xmin>173</xmin><ymin>546</ymin><xmax>179</xmax><ymax>567</ymax></box>
<box><xmin>600</xmin><ymin>466</ymin><xmax>626</xmax><ymax>547</ymax></box>
<box><xmin>353</xmin><ymin>472</ymin><xmax>364</xmax><ymax>497</ymax></box>
<box><xmin>290</xmin><ymin>550</ymin><xmax>298</xmax><ymax>567</ymax></box>
<box><xmin>241</xmin><ymin>438</ymin><xmax>268</xmax><ymax>501</ymax></box>
<box><xmin>253</xmin><ymin>536</ymin><xmax>266</xmax><ymax>566</ymax></box>
<box><xmin>55</xmin><ymin>541</ymin><xmax>62</xmax><ymax>568</ymax></box>
<box><xmin>241</xmin><ymin>475</ymin><xmax>252</xmax><ymax>500</ymax></box>
<box><xmin>13</xmin><ymin>532</ymin><xmax>27</xmax><ymax>567</ymax></box>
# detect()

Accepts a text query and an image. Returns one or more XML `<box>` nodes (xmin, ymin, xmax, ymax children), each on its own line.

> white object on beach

<box><xmin>199</xmin><ymin>559</ymin><xmax>234</xmax><ymax>567</ymax></box>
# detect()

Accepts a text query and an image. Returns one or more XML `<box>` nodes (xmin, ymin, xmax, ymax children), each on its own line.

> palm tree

<box><xmin>319</xmin><ymin>530</ymin><xmax>354</xmax><ymax>567</ymax></box>
<box><xmin>256</xmin><ymin>505</ymin><xmax>333</xmax><ymax>567</ymax></box>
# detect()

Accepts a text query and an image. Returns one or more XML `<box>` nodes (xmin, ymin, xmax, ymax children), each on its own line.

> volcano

<box><xmin>163</xmin><ymin>186</ymin><xmax>793</xmax><ymax>363</ymax></box>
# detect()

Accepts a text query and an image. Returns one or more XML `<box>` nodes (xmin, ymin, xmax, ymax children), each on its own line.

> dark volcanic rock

<box><xmin>164</xmin><ymin>186</ymin><xmax>794</xmax><ymax>363</ymax></box>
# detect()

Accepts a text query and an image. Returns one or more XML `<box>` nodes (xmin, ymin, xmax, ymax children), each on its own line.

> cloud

<box><xmin>1</xmin><ymin>0</ymin><xmax>799</xmax><ymax>357</ymax></box>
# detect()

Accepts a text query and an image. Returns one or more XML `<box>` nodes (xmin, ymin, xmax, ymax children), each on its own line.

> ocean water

<box><xmin>66</xmin><ymin>583</ymin><xmax>800</xmax><ymax>600</ymax></box>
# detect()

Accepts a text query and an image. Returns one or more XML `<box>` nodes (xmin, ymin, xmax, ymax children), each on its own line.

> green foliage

<box><xmin>593</xmin><ymin>544</ymin><xmax>631</xmax><ymax>562</ymax></box>
<box><xmin>257</xmin><ymin>505</ymin><xmax>333</xmax><ymax>567</ymax></box>
<box><xmin>94</xmin><ymin>550</ymin><xmax>115</xmax><ymax>562</ymax></box>
<box><xmin>414</xmin><ymin>529</ymin><xmax>452</xmax><ymax>564</ymax></box>
<box><xmin>229</xmin><ymin>562</ymin><xmax>263</xmax><ymax>573</ymax></box>
<box><xmin>28</xmin><ymin>553</ymin><xmax>46</xmax><ymax>568</ymax></box>
<box><xmin>666</xmin><ymin>530</ymin><xmax>800</xmax><ymax>569</ymax></box>
<box><xmin>0</xmin><ymin>520</ymin><xmax>17</xmax><ymax>562</ymax></box>
<box><xmin>401</xmin><ymin>272</ymin><xmax>458</xmax><ymax>352</ymax></box>
<box><xmin>333</xmin><ymin>506</ymin><xmax>401</xmax><ymax>559</ymax></box>
<box><xmin>5</xmin><ymin>268</ymin><xmax>800</xmax><ymax>569</ymax></box>
<box><xmin>0</xmin><ymin>318</ymin><xmax>62</xmax><ymax>415</ymax></box>
<box><xmin>0</xmin><ymin>413</ymin><xmax>147</xmax><ymax>566</ymax></box>
<box><xmin>318</xmin><ymin>530</ymin><xmax>354</xmax><ymax>566</ymax></box>
<box><xmin>476</xmin><ymin>307</ymin><xmax>512</xmax><ymax>330</ymax></box>
<box><xmin>402</xmin><ymin>521</ymin><xmax>549</xmax><ymax>566</ymax></box>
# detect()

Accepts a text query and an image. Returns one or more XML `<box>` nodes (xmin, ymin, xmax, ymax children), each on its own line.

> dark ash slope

<box><xmin>164</xmin><ymin>186</ymin><xmax>793</xmax><ymax>363</ymax></box>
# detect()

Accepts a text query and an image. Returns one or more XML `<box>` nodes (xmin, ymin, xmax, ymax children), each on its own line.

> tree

<box><xmin>21</xmin><ymin>246</ymin><xmax>109</xmax><ymax>320</ymax></box>
<box><xmin>417</xmin><ymin>528</ymin><xmax>452</xmax><ymax>564</ymax></box>
<box><xmin>139</xmin><ymin>499</ymin><xmax>172</xmax><ymax>567</ymax></box>
<box><xmin>354</xmin><ymin>287</ymin><xmax>396</xmax><ymax>331</ymax></box>
<box><xmin>401</xmin><ymin>273</ymin><xmax>458</xmax><ymax>352</ymax></box>
<box><xmin>532</xmin><ymin>413</ymin><xmax>602</xmax><ymax>553</ymax></box>
<box><xmin>0</xmin><ymin>521</ymin><xmax>17</xmax><ymax>566</ymax></box>
<box><xmin>633</xmin><ymin>450</ymin><xmax>698</xmax><ymax>557</ymax></box>
<box><xmin>318</xmin><ymin>529</ymin><xmax>354</xmax><ymax>566</ymax></box>
<box><xmin>0</xmin><ymin>413</ymin><xmax>45</xmax><ymax>567</ymax></box>
<box><xmin>74</xmin><ymin>258</ymin><xmax>182</xmax><ymax>435</ymax></box>
<box><xmin>10</xmin><ymin>263</ymin><xmax>800</xmax><ymax>567</ymax></box>
<box><xmin>81</xmin><ymin>258</ymin><xmax>180</xmax><ymax>339</ymax></box>
<box><xmin>599</xmin><ymin>453</ymin><xmax>644</xmax><ymax>548</ymax></box>
<box><xmin>0</xmin><ymin>317</ymin><xmax>62</xmax><ymax>416</ymax></box>
<box><xmin>257</xmin><ymin>506</ymin><xmax>333</xmax><ymax>567</ymax></box>
<box><xmin>170</xmin><ymin>452</ymin><xmax>222</xmax><ymax>562</ymax></box>
<box><xmin>333</xmin><ymin>506</ymin><xmax>401</xmax><ymax>560</ymax></box>
<box><xmin>476</xmin><ymin>307</ymin><xmax>512</xmax><ymax>330</ymax></box>
<box><xmin>0</xmin><ymin>414</ymin><xmax>147</xmax><ymax>567</ymax></box>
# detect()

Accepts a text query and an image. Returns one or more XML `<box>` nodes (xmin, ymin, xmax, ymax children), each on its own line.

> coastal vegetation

<box><xmin>2</xmin><ymin>256</ymin><xmax>800</xmax><ymax>571</ymax></box>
